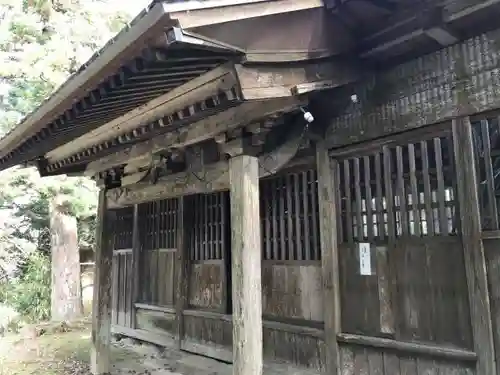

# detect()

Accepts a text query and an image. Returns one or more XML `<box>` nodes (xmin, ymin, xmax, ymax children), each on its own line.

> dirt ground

<box><xmin>0</xmin><ymin>320</ymin><xmax>234</xmax><ymax>375</ymax></box>
<box><xmin>0</xmin><ymin>320</ymin><xmax>315</xmax><ymax>375</ymax></box>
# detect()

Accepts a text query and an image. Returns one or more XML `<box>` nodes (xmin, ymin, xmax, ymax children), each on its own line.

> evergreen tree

<box><xmin>0</xmin><ymin>0</ymin><xmax>145</xmax><ymax>291</ymax></box>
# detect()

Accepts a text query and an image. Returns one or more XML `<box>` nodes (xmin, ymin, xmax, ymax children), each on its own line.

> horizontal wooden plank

<box><xmin>482</xmin><ymin>230</ymin><xmax>500</xmax><ymax>240</ymax></box>
<box><xmin>135</xmin><ymin>303</ymin><xmax>176</xmax><ymax>314</ymax></box>
<box><xmin>263</xmin><ymin>320</ymin><xmax>324</xmax><ymax>338</ymax></box>
<box><xmin>182</xmin><ymin>309</ymin><xmax>324</xmax><ymax>337</ymax></box>
<box><xmin>262</xmin><ymin>260</ymin><xmax>321</xmax><ymax>266</ymax></box>
<box><xmin>113</xmin><ymin>248</ymin><xmax>133</xmax><ymax>255</ymax></box>
<box><xmin>183</xmin><ymin>309</ymin><xmax>232</xmax><ymax>322</ymax></box>
<box><xmin>111</xmin><ymin>324</ymin><xmax>176</xmax><ymax>347</ymax></box>
<box><xmin>191</xmin><ymin>259</ymin><xmax>224</xmax><ymax>265</ymax></box>
<box><xmin>337</xmin><ymin>333</ymin><xmax>477</xmax><ymax>362</ymax></box>
<box><xmin>168</xmin><ymin>0</ymin><xmax>323</xmax><ymax>29</ymax></box>
<box><xmin>181</xmin><ymin>339</ymin><xmax>233</xmax><ymax>363</ymax></box>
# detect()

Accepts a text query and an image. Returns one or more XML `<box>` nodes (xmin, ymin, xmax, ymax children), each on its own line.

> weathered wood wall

<box><xmin>135</xmin><ymin>307</ymin><xmax>177</xmax><ymax>342</ymax></box>
<box><xmin>180</xmin><ymin>311</ymin><xmax>326</xmax><ymax>371</ymax></box>
<box><xmin>329</xmin><ymin>123</ymin><xmax>476</xmax><ymax>374</ymax></box>
<box><xmin>260</xmin><ymin>169</ymin><xmax>322</xmax><ymax>322</ymax></box>
<box><xmin>484</xmin><ymin>238</ymin><xmax>500</xmax><ymax>374</ymax></box>
<box><xmin>471</xmin><ymin>112</ymin><xmax>500</xmax><ymax>375</ymax></box>
<box><xmin>469</xmin><ymin>115</ymin><xmax>500</xmax><ymax>231</ymax></box>
<box><xmin>137</xmin><ymin>199</ymin><xmax>178</xmax><ymax>307</ymax></box>
<box><xmin>186</xmin><ymin>191</ymin><xmax>229</xmax><ymax>312</ymax></box>
<box><xmin>107</xmin><ymin>102</ymin><xmax>493</xmax><ymax>374</ymax></box>
<box><xmin>109</xmin><ymin>166</ymin><xmax>326</xmax><ymax>371</ymax></box>
<box><xmin>338</xmin><ymin>343</ymin><xmax>476</xmax><ymax>375</ymax></box>
<box><xmin>180</xmin><ymin>168</ymin><xmax>326</xmax><ymax>371</ymax></box>
<box><xmin>325</xmin><ymin>28</ymin><xmax>500</xmax><ymax>148</ymax></box>
<box><xmin>112</xmin><ymin>250</ymin><xmax>133</xmax><ymax>328</ymax></box>
<box><xmin>110</xmin><ymin>207</ymin><xmax>134</xmax><ymax>329</ymax></box>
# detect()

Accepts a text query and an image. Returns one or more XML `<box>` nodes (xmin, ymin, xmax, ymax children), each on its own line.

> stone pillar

<box><xmin>50</xmin><ymin>195</ymin><xmax>82</xmax><ymax>321</ymax></box>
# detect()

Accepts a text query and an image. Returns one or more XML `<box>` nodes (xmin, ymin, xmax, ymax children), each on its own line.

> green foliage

<box><xmin>2</xmin><ymin>251</ymin><xmax>51</xmax><ymax>322</ymax></box>
<box><xmin>5</xmin><ymin>79</ymin><xmax>55</xmax><ymax>115</ymax></box>
<box><xmin>0</xmin><ymin>167</ymin><xmax>98</xmax><ymax>256</ymax></box>
<box><xmin>0</xmin><ymin>0</ymin><xmax>149</xmax><ymax>319</ymax></box>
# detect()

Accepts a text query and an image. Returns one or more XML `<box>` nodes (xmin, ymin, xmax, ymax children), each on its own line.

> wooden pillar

<box><xmin>130</xmin><ymin>204</ymin><xmax>140</xmax><ymax>329</ymax></box>
<box><xmin>452</xmin><ymin>116</ymin><xmax>496</xmax><ymax>375</ymax></box>
<box><xmin>175</xmin><ymin>196</ymin><xmax>190</xmax><ymax>349</ymax></box>
<box><xmin>91</xmin><ymin>189</ymin><xmax>112</xmax><ymax>375</ymax></box>
<box><xmin>229</xmin><ymin>154</ymin><xmax>263</xmax><ymax>375</ymax></box>
<box><xmin>316</xmin><ymin>141</ymin><xmax>341</xmax><ymax>375</ymax></box>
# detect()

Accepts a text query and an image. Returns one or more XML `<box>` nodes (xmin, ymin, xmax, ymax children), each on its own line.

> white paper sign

<box><xmin>358</xmin><ymin>243</ymin><xmax>372</xmax><ymax>276</ymax></box>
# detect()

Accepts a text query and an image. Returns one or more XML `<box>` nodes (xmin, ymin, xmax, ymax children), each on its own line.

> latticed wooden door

<box><xmin>330</xmin><ymin>125</ymin><xmax>472</xmax><ymax>350</ymax></box>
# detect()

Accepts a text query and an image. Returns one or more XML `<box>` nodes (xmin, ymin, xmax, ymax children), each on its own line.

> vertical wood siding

<box><xmin>186</xmin><ymin>191</ymin><xmax>229</xmax><ymax>312</ymax></box>
<box><xmin>339</xmin><ymin>344</ymin><xmax>475</xmax><ymax>375</ymax></box>
<box><xmin>333</xmin><ymin>128</ymin><xmax>472</xmax><ymax>350</ymax></box>
<box><xmin>138</xmin><ymin>198</ymin><xmax>178</xmax><ymax>307</ymax></box>
<box><xmin>259</xmin><ymin>169</ymin><xmax>323</xmax><ymax>325</ymax></box>
<box><xmin>181</xmin><ymin>169</ymin><xmax>325</xmax><ymax>370</ymax></box>
<box><xmin>260</xmin><ymin>170</ymin><xmax>320</xmax><ymax>262</ymax></box>
<box><xmin>484</xmin><ymin>237</ymin><xmax>500</xmax><ymax>374</ymax></box>
<box><xmin>110</xmin><ymin>207</ymin><xmax>134</xmax><ymax>328</ymax></box>
<box><xmin>471</xmin><ymin>116</ymin><xmax>500</xmax><ymax>231</ymax></box>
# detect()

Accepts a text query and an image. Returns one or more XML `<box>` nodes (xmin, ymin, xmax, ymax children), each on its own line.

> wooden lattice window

<box><xmin>140</xmin><ymin>198</ymin><xmax>178</xmax><ymax>250</ymax></box>
<box><xmin>188</xmin><ymin>191</ymin><xmax>228</xmax><ymax>261</ymax></box>
<box><xmin>110</xmin><ymin>207</ymin><xmax>134</xmax><ymax>250</ymax></box>
<box><xmin>138</xmin><ymin>198</ymin><xmax>179</xmax><ymax>306</ymax></box>
<box><xmin>110</xmin><ymin>207</ymin><xmax>134</xmax><ymax>328</ymax></box>
<box><xmin>186</xmin><ymin>191</ymin><xmax>229</xmax><ymax>312</ymax></box>
<box><xmin>338</xmin><ymin>135</ymin><xmax>457</xmax><ymax>243</ymax></box>
<box><xmin>335</xmin><ymin>129</ymin><xmax>471</xmax><ymax>350</ymax></box>
<box><xmin>472</xmin><ymin>117</ymin><xmax>500</xmax><ymax>231</ymax></box>
<box><xmin>260</xmin><ymin>169</ymin><xmax>320</xmax><ymax>261</ymax></box>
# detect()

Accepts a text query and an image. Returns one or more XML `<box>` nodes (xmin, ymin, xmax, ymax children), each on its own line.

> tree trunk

<box><xmin>50</xmin><ymin>195</ymin><xmax>82</xmax><ymax>321</ymax></box>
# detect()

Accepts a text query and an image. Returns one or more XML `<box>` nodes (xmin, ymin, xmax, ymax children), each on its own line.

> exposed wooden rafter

<box><xmin>360</xmin><ymin>1</ymin><xmax>500</xmax><ymax>58</ymax></box>
<box><xmin>422</xmin><ymin>6</ymin><xmax>459</xmax><ymax>46</ymax></box>
<box><xmin>0</xmin><ymin>40</ymin><xmax>240</xmax><ymax>171</ymax></box>
<box><xmin>44</xmin><ymin>88</ymin><xmax>241</xmax><ymax>175</ymax></box>
<box><xmin>44</xmin><ymin>57</ymin><xmax>361</xmax><ymax>174</ymax></box>
<box><xmin>45</xmin><ymin>63</ymin><xmax>240</xmax><ymax>164</ymax></box>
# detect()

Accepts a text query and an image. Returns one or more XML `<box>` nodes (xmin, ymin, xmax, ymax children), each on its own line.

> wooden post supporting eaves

<box><xmin>229</xmin><ymin>154</ymin><xmax>263</xmax><ymax>375</ymax></box>
<box><xmin>452</xmin><ymin>116</ymin><xmax>496</xmax><ymax>375</ymax></box>
<box><xmin>316</xmin><ymin>141</ymin><xmax>341</xmax><ymax>375</ymax></box>
<box><xmin>91</xmin><ymin>189</ymin><xmax>112</xmax><ymax>375</ymax></box>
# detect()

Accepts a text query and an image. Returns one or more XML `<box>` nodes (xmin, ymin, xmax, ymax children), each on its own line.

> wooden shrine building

<box><xmin>4</xmin><ymin>0</ymin><xmax>500</xmax><ymax>374</ymax></box>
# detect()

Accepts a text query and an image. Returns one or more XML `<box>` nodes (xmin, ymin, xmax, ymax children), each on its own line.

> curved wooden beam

<box><xmin>106</xmin><ymin>118</ymin><xmax>306</xmax><ymax>209</ymax></box>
